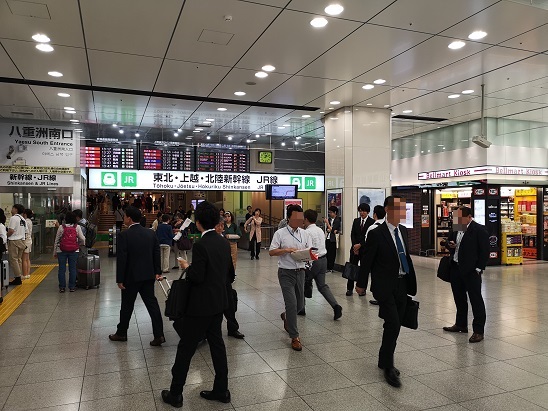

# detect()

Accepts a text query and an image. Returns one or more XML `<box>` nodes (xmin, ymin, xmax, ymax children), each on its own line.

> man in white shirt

<box><xmin>364</xmin><ymin>205</ymin><xmax>386</xmax><ymax>306</ymax></box>
<box><xmin>7</xmin><ymin>204</ymin><xmax>27</xmax><ymax>285</ymax></box>
<box><xmin>269</xmin><ymin>205</ymin><xmax>312</xmax><ymax>351</ymax></box>
<box><xmin>303</xmin><ymin>209</ymin><xmax>342</xmax><ymax>320</ymax></box>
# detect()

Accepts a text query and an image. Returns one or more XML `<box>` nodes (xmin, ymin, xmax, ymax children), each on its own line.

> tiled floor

<box><xmin>1</xmin><ymin>250</ymin><xmax>548</xmax><ymax>410</ymax></box>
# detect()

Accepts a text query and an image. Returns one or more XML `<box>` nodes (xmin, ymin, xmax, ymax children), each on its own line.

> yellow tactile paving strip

<box><xmin>0</xmin><ymin>264</ymin><xmax>56</xmax><ymax>326</ymax></box>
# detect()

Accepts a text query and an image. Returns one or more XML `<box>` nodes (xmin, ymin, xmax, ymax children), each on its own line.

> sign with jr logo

<box><xmin>290</xmin><ymin>176</ymin><xmax>316</xmax><ymax>190</ymax></box>
<box><xmin>101</xmin><ymin>171</ymin><xmax>137</xmax><ymax>187</ymax></box>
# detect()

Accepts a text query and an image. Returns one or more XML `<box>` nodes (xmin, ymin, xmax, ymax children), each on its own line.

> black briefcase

<box><xmin>402</xmin><ymin>296</ymin><xmax>419</xmax><ymax>330</ymax></box>
<box><xmin>164</xmin><ymin>268</ymin><xmax>191</xmax><ymax>321</ymax></box>
<box><xmin>342</xmin><ymin>262</ymin><xmax>359</xmax><ymax>281</ymax></box>
<box><xmin>437</xmin><ymin>256</ymin><xmax>451</xmax><ymax>282</ymax></box>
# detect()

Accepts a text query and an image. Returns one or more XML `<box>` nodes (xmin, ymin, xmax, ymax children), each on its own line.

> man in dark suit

<box><xmin>443</xmin><ymin>206</ymin><xmax>489</xmax><ymax>343</ymax></box>
<box><xmin>109</xmin><ymin>206</ymin><xmax>165</xmax><ymax>346</ymax></box>
<box><xmin>162</xmin><ymin>201</ymin><xmax>232</xmax><ymax>409</ymax></box>
<box><xmin>347</xmin><ymin>203</ymin><xmax>374</xmax><ymax>296</ymax></box>
<box><xmin>324</xmin><ymin>205</ymin><xmax>341</xmax><ymax>272</ymax></box>
<box><xmin>356</xmin><ymin>195</ymin><xmax>417</xmax><ymax>388</ymax></box>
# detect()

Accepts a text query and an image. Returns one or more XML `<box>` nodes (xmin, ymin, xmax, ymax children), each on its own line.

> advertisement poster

<box><xmin>357</xmin><ymin>188</ymin><xmax>386</xmax><ymax>211</ymax></box>
<box><xmin>402</xmin><ymin>203</ymin><xmax>414</xmax><ymax>228</ymax></box>
<box><xmin>421</xmin><ymin>214</ymin><xmax>430</xmax><ymax>228</ymax></box>
<box><xmin>283</xmin><ymin>199</ymin><xmax>303</xmax><ymax>219</ymax></box>
<box><xmin>327</xmin><ymin>189</ymin><xmax>342</xmax><ymax>233</ymax></box>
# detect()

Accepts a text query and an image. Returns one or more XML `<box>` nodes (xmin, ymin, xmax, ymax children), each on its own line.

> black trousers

<box><xmin>224</xmin><ymin>284</ymin><xmax>239</xmax><ymax>333</ymax></box>
<box><xmin>377</xmin><ymin>277</ymin><xmax>407</xmax><ymax>369</ymax></box>
<box><xmin>117</xmin><ymin>279</ymin><xmax>164</xmax><ymax>338</ymax></box>
<box><xmin>250</xmin><ymin>235</ymin><xmax>261</xmax><ymax>258</ymax></box>
<box><xmin>347</xmin><ymin>251</ymin><xmax>368</xmax><ymax>291</ymax></box>
<box><xmin>170</xmin><ymin>313</ymin><xmax>228</xmax><ymax>395</ymax></box>
<box><xmin>325</xmin><ymin>240</ymin><xmax>337</xmax><ymax>270</ymax></box>
<box><xmin>450</xmin><ymin>262</ymin><xmax>486</xmax><ymax>334</ymax></box>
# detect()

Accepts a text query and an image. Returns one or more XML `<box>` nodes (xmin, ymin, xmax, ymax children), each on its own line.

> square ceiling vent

<box><xmin>6</xmin><ymin>0</ymin><xmax>51</xmax><ymax>19</ymax></box>
<box><xmin>198</xmin><ymin>29</ymin><xmax>234</xmax><ymax>45</ymax></box>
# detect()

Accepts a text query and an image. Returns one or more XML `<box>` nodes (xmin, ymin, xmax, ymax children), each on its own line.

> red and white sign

<box><xmin>418</xmin><ymin>166</ymin><xmax>548</xmax><ymax>181</ymax></box>
<box><xmin>283</xmin><ymin>199</ymin><xmax>303</xmax><ymax>219</ymax></box>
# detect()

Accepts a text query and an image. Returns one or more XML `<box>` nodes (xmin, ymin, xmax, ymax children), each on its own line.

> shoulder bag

<box><xmin>342</xmin><ymin>262</ymin><xmax>359</xmax><ymax>281</ymax></box>
<box><xmin>164</xmin><ymin>267</ymin><xmax>191</xmax><ymax>320</ymax></box>
<box><xmin>437</xmin><ymin>256</ymin><xmax>452</xmax><ymax>282</ymax></box>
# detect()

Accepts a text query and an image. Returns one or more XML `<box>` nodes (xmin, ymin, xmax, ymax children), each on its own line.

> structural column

<box><xmin>324</xmin><ymin>106</ymin><xmax>392</xmax><ymax>268</ymax></box>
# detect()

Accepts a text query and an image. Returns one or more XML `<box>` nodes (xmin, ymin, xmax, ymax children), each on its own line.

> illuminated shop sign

<box><xmin>418</xmin><ymin>166</ymin><xmax>548</xmax><ymax>181</ymax></box>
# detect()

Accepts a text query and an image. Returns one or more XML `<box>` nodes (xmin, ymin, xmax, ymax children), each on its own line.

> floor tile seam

<box><xmin>273</xmin><ymin>362</ymin><xmax>359</xmax><ymax>393</ymax></box>
<box><xmin>451</xmin><ymin>389</ymin><xmax>548</xmax><ymax>409</ymax></box>
<box><xmin>84</xmin><ymin>364</ymin><xmax>149</xmax><ymax>377</ymax></box>
<box><xmin>79</xmin><ymin>388</ymin><xmax>155</xmax><ymax>405</ymax></box>
<box><xmin>458</xmin><ymin>363</ymin><xmax>548</xmax><ymax>393</ymax></box>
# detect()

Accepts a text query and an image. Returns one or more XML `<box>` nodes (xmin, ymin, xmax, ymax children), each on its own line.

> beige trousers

<box><xmin>8</xmin><ymin>239</ymin><xmax>26</xmax><ymax>278</ymax></box>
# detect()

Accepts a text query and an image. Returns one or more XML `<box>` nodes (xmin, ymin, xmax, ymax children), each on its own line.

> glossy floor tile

<box><xmin>1</xmin><ymin>250</ymin><xmax>548</xmax><ymax>410</ymax></box>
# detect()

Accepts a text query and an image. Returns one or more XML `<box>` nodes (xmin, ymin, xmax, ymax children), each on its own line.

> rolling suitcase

<box><xmin>77</xmin><ymin>252</ymin><xmax>100</xmax><ymax>289</ymax></box>
<box><xmin>1</xmin><ymin>256</ymin><xmax>9</xmax><ymax>290</ymax></box>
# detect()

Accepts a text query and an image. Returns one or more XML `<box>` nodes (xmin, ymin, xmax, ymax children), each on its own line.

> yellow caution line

<box><xmin>0</xmin><ymin>264</ymin><xmax>56</xmax><ymax>326</ymax></box>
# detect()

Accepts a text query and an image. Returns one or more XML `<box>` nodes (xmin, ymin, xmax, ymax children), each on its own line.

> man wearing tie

<box><xmin>443</xmin><ymin>206</ymin><xmax>489</xmax><ymax>343</ymax></box>
<box><xmin>347</xmin><ymin>203</ymin><xmax>374</xmax><ymax>296</ymax></box>
<box><xmin>356</xmin><ymin>196</ymin><xmax>417</xmax><ymax>388</ymax></box>
<box><xmin>324</xmin><ymin>206</ymin><xmax>341</xmax><ymax>273</ymax></box>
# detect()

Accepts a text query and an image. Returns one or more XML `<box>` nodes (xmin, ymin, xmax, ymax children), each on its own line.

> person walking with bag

<box><xmin>156</xmin><ymin>214</ymin><xmax>173</xmax><ymax>273</ymax></box>
<box><xmin>162</xmin><ymin>201</ymin><xmax>232</xmax><ymax>408</ymax></box>
<box><xmin>245</xmin><ymin>208</ymin><xmax>262</xmax><ymax>260</ymax></box>
<box><xmin>347</xmin><ymin>203</ymin><xmax>374</xmax><ymax>296</ymax></box>
<box><xmin>53</xmin><ymin>211</ymin><xmax>86</xmax><ymax>292</ymax></box>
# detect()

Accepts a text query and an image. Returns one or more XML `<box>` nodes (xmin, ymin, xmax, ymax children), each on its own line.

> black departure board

<box><xmin>80</xmin><ymin>145</ymin><xmax>137</xmax><ymax>169</ymax></box>
<box><xmin>140</xmin><ymin>145</ymin><xmax>194</xmax><ymax>171</ymax></box>
<box><xmin>197</xmin><ymin>148</ymin><xmax>249</xmax><ymax>172</ymax></box>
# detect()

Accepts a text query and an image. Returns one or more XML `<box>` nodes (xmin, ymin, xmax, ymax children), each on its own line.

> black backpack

<box><xmin>78</xmin><ymin>221</ymin><xmax>97</xmax><ymax>248</ymax></box>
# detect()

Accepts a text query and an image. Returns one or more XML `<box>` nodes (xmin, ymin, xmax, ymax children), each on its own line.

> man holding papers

<box><xmin>269</xmin><ymin>205</ymin><xmax>312</xmax><ymax>351</ymax></box>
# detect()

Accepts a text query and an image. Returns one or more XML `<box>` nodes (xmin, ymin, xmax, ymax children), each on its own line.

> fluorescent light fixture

<box><xmin>36</xmin><ymin>44</ymin><xmax>54</xmax><ymax>52</ymax></box>
<box><xmin>185</xmin><ymin>137</ymin><xmax>192</xmax><ymax>139</ymax></box>
<box><xmin>384</xmin><ymin>104</ymin><xmax>390</xmax><ymax>108</ymax></box>
<box><xmin>74</xmin><ymin>129</ymin><xmax>82</xmax><ymax>132</ymax></box>
<box><xmin>193</xmin><ymin>130</ymin><xmax>200</xmax><ymax>133</ymax></box>
<box><xmin>366</xmin><ymin>103</ymin><xmax>372</xmax><ymax>106</ymax></box>
<box><xmin>63</xmin><ymin>107</ymin><xmax>74</xmax><ymax>111</ymax></box>
<box><xmin>255</xmin><ymin>134</ymin><xmax>260</xmax><ymax>137</ymax></box>
<box><xmin>135</xmin><ymin>133</ymin><xmax>140</xmax><ymax>137</ymax></box>
<box><xmin>468</xmin><ymin>30</ymin><xmax>487</xmax><ymax>40</ymax></box>
<box><xmin>448</xmin><ymin>94</ymin><xmax>460</xmax><ymax>98</ymax></box>
<box><xmin>448</xmin><ymin>40</ymin><xmax>465</xmax><ymax>49</ymax></box>
<box><xmin>217</xmin><ymin>107</ymin><xmax>227</xmax><ymax>111</ymax></box>
<box><xmin>205</xmin><ymin>118</ymin><xmax>214</xmax><ymax>121</ymax></box>
<box><xmin>32</xmin><ymin>33</ymin><xmax>50</xmax><ymax>42</ymax></box>
<box><xmin>302</xmin><ymin>114</ymin><xmax>311</xmax><ymax>118</ymax></box>
<box><xmin>112</xmin><ymin>123</ymin><xmax>118</xmax><ymax>127</ymax></box>
<box><xmin>402</xmin><ymin>110</ymin><xmax>413</xmax><ymax>114</ymax></box>
<box><xmin>262</xmin><ymin>65</ymin><xmax>275</xmax><ymax>72</ymax></box>
<box><xmin>329</xmin><ymin>100</ymin><xmax>340</xmax><ymax>105</ymax></box>
<box><xmin>65</xmin><ymin>110</ymin><xmax>76</xmax><ymax>114</ymax></box>
<box><xmin>324</xmin><ymin>4</ymin><xmax>344</xmax><ymax>15</ymax></box>
<box><xmin>228</xmin><ymin>136</ymin><xmax>233</xmax><ymax>140</ymax></box>
<box><xmin>255</xmin><ymin>71</ymin><xmax>268</xmax><ymax>78</ymax></box>
<box><xmin>234</xmin><ymin>91</ymin><xmax>246</xmax><ymax>96</ymax></box>
<box><xmin>283</xmin><ymin>124</ymin><xmax>290</xmax><ymax>127</ymax></box>
<box><xmin>319</xmin><ymin>111</ymin><xmax>325</xmax><ymax>114</ymax></box>
<box><xmin>310</xmin><ymin>17</ymin><xmax>328</xmax><ymax>27</ymax></box>
<box><xmin>462</xmin><ymin>89</ymin><xmax>474</xmax><ymax>94</ymax></box>
<box><xmin>330</xmin><ymin>117</ymin><xmax>338</xmax><ymax>120</ymax></box>
<box><xmin>203</xmin><ymin>121</ymin><xmax>211</xmax><ymax>125</ymax></box>
<box><xmin>328</xmin><ymin>107</ymin><xmax>334</xmax><ymax>110</ymax></box>
<box><xmin>373</xmin><ymin>79</ymin><xmax>386</xmax><ymax>84</ymax></box>
<box><xmin>362</xmin><ymin>84</ymin><xmax>374</xmax><ymax>90</ymax></box>
<box><xmin>69</xmin><ymin>119</ymin><xmax>79</xmax><ymax>123</ymax></box>
<box><xmin>195</xmin><ymin>128</ymin><xmax>203</xmax><ymax>131</ymax></box>
<box><xmin>265</xmin><ymin>132</ymin><xmax>272</xmax><ymax>135</ymax></box>
<box><xmin>57</xmin><ymin>92</ymin><xmax>70</xmax><ymax>97</ymax></box>
<box><xmin>48</xmin><ymin>71</ymin><xmax>63</xmax><ymax>77</ymax></box>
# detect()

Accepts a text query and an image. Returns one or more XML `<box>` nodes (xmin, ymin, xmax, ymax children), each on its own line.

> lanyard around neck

<box><xmin>286</xmin><ymin>226</ymin><xmax>302</xmax><ymax>243</ymax></box>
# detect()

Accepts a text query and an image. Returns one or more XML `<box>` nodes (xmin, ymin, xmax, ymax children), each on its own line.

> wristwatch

<box><xmin>475</xmin><ymin>268</ymin><xmax>483</xmax><ymax>274</ymax></box>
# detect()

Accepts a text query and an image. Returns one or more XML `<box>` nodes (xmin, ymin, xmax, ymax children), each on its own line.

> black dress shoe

<box><xmin>108</xmin><ymin>333</ymin><xmax>127</xmax><ymax>342</ymax></box>
<box><xmin>255</xmin><ymin>256</ymin><xmax>259</xmax><ymax>260</ymax></box>
<box><xmin>369</xmin><ymin>300</ymin><xmax>379</xmax><ymax>305</ymax></box>
<box><xmin>333</xmin><ymin>305</ymin><xmax>342</xmax><ymax>320</ymax></box>
<box><xmin>200</xmin><ymin>390</ymin><xmax>231</xmax><ymax>403</ymax></box>
<box><xmin>469</xmin><ymin>333</ymin><xmax>484</xmax><ymax>343</ymax></box>
<box><xmin>346</xmin><ymin>290</ymin><xmax>353</xmax><ymax>296</ymax></box>
<box><xmin>297</xmin><ymin>309</ymin><xmax>306</xmax><ymax>316</ymax></box>
<box><xmin>443</xmin><ymin>324</ymin><xmax>468</xmax><ymax>333</ymax></box>
<box><xmin>378</xmin><ymin>364</ymin><xmax>400</xmax><ymax>376</ymax></box>
<box><xmin>228</xmin><ymin>330</ymin><xmax>245</xmax><ymax>339</ymax></box>
<box><xmin>384</xmin><ymin>367</ymin><xmax>401</xmax><ymax>387</ymax></box>
<box><xmin>9</xmin><ymin>277</ymin><xmax>22</xmax><ymax>286</ymax></box>
<box><xmin>172</xmin><ymin>266</ymin><xmax>179</xmax><ymax>270</ymax></box>
<box><xmin>150</xmin><ymin>336</ymin><xmax>166</xmax><ymax>346</ymax></box>
<box><xmin>251</xmin><ymin>256</ymin><xmax>254</xmax><ymax>260</ymax></box>
<box><xmin>161</xmin><ymin>390</ymin><xmax>183</xmax><ymax>408</ymax></box>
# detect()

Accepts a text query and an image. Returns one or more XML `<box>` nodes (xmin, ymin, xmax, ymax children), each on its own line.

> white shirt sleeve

<box><xmin>0</xmin><ymin>224</ymin><xmax>7</xmax><ymax>245</ymax></box>
<box><xmin>269</xmin><ymin>230</ymin><xmax>282</xmax><ymax>251</ymax></box>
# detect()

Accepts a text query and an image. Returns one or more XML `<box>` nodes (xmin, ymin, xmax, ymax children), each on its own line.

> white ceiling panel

<box><xmin>441</xmin><ymin>1</ymin><xmax>548</xmax><ymax>47</ymax></box>
<box><xmin>418</xmin><ymin>95</ymin><xmax>481</xmax><ymax>118</ymax></box>
<box><xmin>30</xmin><ymin>86</ymin><xmax>93</xmax><ymax>112</ymax></box>
<box><xmin>0</xmin><ymin>43</ymin><xmax>22</xmax><ymax>78</ymax></box>
<box><xmin>2</xmin><ymin>39</ymin><xmax>90</xmax><ymax>84</ymax></box>
<box><xmin>299</xmin><ymin>24</ymin><xmax>431</xmax><ymax>81</ymax></box>
<box><xmin>0</xmin><ymin>0</ymin><xmax>84</xmax><ymax>47</ymax></box>
<box><xmin>500</xmin><ymin>24</ymin><xmax>548</xmax><ymax>54</ymax></box>
<box><xmin>80</xmin><ymin>0</ymin><xmax>182</xmax><ymax>57</ymax></box>
<box><xmin>237</xmin><ymin>0</ymin><xmax>289</xmax><ymax>7</ymax></box>
<box><xmin>141</xmin><ymin>98</ymin><xmax>202</xmax><ymax>129</ymax></box>
<box><xmin>288</xmin><ymin>0</ymin><xmax>392</xmax><ymax>23</ymax></box>
<box><xmin>154</xmin><ymin>60</ymin><xmax>231</xmax><ymax>96</ymax></box>
<box><xmin>88</xmin><ymin>50</ymin><xmax>162</xmax><ymax>90</ymax></box>
<box><xmin>0</xmin><ymin>83</ymin><xmax>45</xmax><ymax>117</ymax></box>
<box><xmin>92</xmin><ymin>92</ymin><xmax>151</xmax><ymax>126</ymax></box>
<box><xmin>236</xmin><ymin>10</ymin><xmax>362</xmax><ymax>74</ymax></box>
<box><xmin>44</xmin><ymin>108</ymin><xmax>95</xmax><ymax>123</ymax></box>
<box><xmin>368</xmin><ymin>0</ymin><xmax>499</xmax><ymax>35</ymax></box>
<box><xmin>167</xmin><ymin>0</ymin><xmax>280</xmax><ymax>67</ymax></box>
<box><xmin>219</xmin><ymin>106</ymin><xmax>293</xmax><ymax>134</ymax></box>
<box><xmin>485</xmin><ymin>101</ymin><xmax>546</xmax><ymax>118</ymax></box>
<box><xmin>354</xmin><ymin>36</ymin><xmax>491</xmax><ymax>88</ymax></box>
<box><xmin>261</xmin><ymin>76</ymin><xmax>345</xmax><ymax>106</ymax></box>
<box><xmin>209</xmin><ymin>68</ymin><xmax>292</xmax><ymax>101</ymax></box>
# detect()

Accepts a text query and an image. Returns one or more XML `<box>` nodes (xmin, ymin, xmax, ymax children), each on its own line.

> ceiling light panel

<box><xmin>324</xmin><ymin>4</ymin><xmax>344</xmax><ymax>15</ymax></box>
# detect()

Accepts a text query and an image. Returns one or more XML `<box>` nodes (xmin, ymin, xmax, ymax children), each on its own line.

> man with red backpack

<box><xmin>53</xmin><ymin>211</ymin><xmax>85</xmax><ymax>292</ymax></box>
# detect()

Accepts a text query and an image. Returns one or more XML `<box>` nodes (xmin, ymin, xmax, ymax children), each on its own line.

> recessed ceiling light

<box><xmin>296</xmin><ymin>137</ymin><xmax>301</xmax><ymax>140</ymax></box>
<box><xmin>437</xmin><ymin>144</ymin><xmax>444</xmax><ymax>147</ymax></box>
<box><xmin>185</xmin><ymin>137</ymin><xmax>192</xmax><ymax>140</ymax></box>
<box><xmin>112</xmin><ymin>124</ymin><xmax>118</xmax><ymax>127</ymax></box>
<box><xmin>344</xmin><ymin>110</ymin><xmax>350</xmax><ymax>113</ymax></box>
<box><xmin>195</xmin><ymin>128</ymin><xmax>203</xmax><ymax>131</ymax></box>
<box><xmin>234</xmin><ymin>91</ymin><xmax>246</xmax><ymax>96</ymax></box>
<box><xmin>74</xmin><ymin>129</ymin><xmax>82</xmax><ymax>132</ymax></box>
<box><xmin>265</xmin><ymin>132</ymin><xmax>272</xmax><ymax>135</ymax></box>
<box><xmin>217</xmin><ymin>107</ymin><xmax>227</xmax><ymax>111</ymax></box>
<box><xmin>36</xmin><ymin>44</ymin><xmax>54</xmax><ymax>52</ymax></box>
<box><xmin>366</xmin><ymin>103</ymin><xmax>372</xmax><ymax>106</ymax></box>
<box><xmin>362</xmin><ymin>84</ymin><xmax>374</xmax><ymax>90</ymax></box>
<box><xmin>402</xmin><ymin>110</ymin><xmax>413</xmax><ymax>114</ymax></box>
<box><xmin>57</xmin><ymin>92</ymin><xmax>70</xmax><ymax>97</ymax></box>
<box><xmin>65</xmin><ymin>110</ymin><xmax>76</xmax><ymax>114</ymax></box>
<box><xmin>448</xmin><ymin>94</ymin><xmax>460</xmax><ymax>98</ymax></box>
<box><xmin>69</xmin><ymin>119</ymin><xmax>79</xmax><ymax>123</ymax></box>
<box><xmin>262</xmin><ymin>65</ymin><xmax>275</xmax><ymax>72</ymax></box>
<box><xmin>319</xmin><ymin>111</ymin><xmax>325</xmax><ymax>114</ymax></box>
<box><xmin>135</xmin><ymin>133</ymin><xmax>140</xmax><ymax>137</ymax></box>
<box><xmin>205</xmin><ymin>118</ymin><xmax>214</xmax><ymax>122</ymax></box>
<box><xmin>468</xmin><ymin>31</ymin><xmax>487</xmax><ymax>40</ymax></box>
<box><xmin>119</xmin><ymin>129</ymin><xmax>124</xmax><ymax>134</ymax></box>
<box><xmin>177</xmin><ymin>128</ymin><xmax>182</xmax><ymax>132</ymax></box>
<box><xmin>281</xmin><ymin>142</ymin><xmax>286</xmax><ymax>146</ymax></box>
<box><xmin>278</xmin><ymin>126</ymin><xmax>285</xmax><ymax>129</ymax></box>
<box><xmin>448</xmin><ymin>40</ymin><xmax>465</xmax><ymax>49</ymax></box>
<box><xmin>228</xmin><ymin>136</ymin><xmax>233</xmax><ymax>140</ymax></box>
<box><xmin>329</xmin><ymin>100</ymin><xmax>340</xmax><ymax>105</ymax></box>
<box><xmin>255</xmin><ymin>71</ymin><xmax>268</xmax><ymax>78</ymax></box>
<box><xmin>246</xmin><ymin>139</ymin><xmax>251</xmax><ymax>143</ymax></box>
<box><xmin>294</xmin><ymin>141</ymin><xmax>299</xmax><ymax>145</ymax></box>
<box><xmin>421</xmin><ymin>151</ymin><xmax>424</xmax><ymax>153</ymax></box>
<box><xmin>302</xmin><ymin>115</ymin><xmax>310</xmax><ymax>118</ymax></box>
<box><xmin>373</xmin><ymin>79</ymin><xmax>386</xmax><ymax>84</ymax></box>
<box><xmin>328</xmin><ymin>107</ymin><xmax>334</xmax><ymax>110</ymax></box>
<box><xmin>462</xmin><ymin>89</ymin><xmax>474</xmax><ymax>94</ymax></box>
<box><xmin>324</xmin><ymin>4</ymin><xmax>344</xmax><ymax>15</ymax></box>
<box><xmin>32</xmin><ymin>33</ymin><xmax>50</xmax><ymax>43</ymax></box>
<box><xmin>193</xmin><ymin>130</ymin><xmax>200</xmax><ymax>133</ymax></box>
<box><xmin>174</xmin><ymin>132</ymin><xmax>179</xmax><ymax>137</ymax></box>
<box><xmin>48</xmin><ymin>71</ymin><xmax>63</xmax><ymax>77</ymax></box>
<box><xmin>255</xmin><ymin>134</ymin><xmax>260</xmax><ymax>138</ymax></box>
<box><xmin>206</xmin><ymin>136</ymin><xmax>211</xmax><ymax>140</ymax></box>
<box><xmin>330</xmin><ymin>117</ymin><xmax>338</xmax><ymax>120</ymax></box>
<box><xmin>63</xmin><ymin>107</ymin><xmax>74</xmax><ymax>111</ymax></box>
<box><xmin>310</xmin><ymin>17</ymin><xmax>328</xmax><ymax>28</ymax></box>
<box><xmin>283</xmin><ymin>124</ymin><xmax>290</xmax><ymax>127</ymax></box>
<box><xmin>384</xmin><ymin>104</ymin><xmax>390</xmax><ymax>108</ymax></box>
